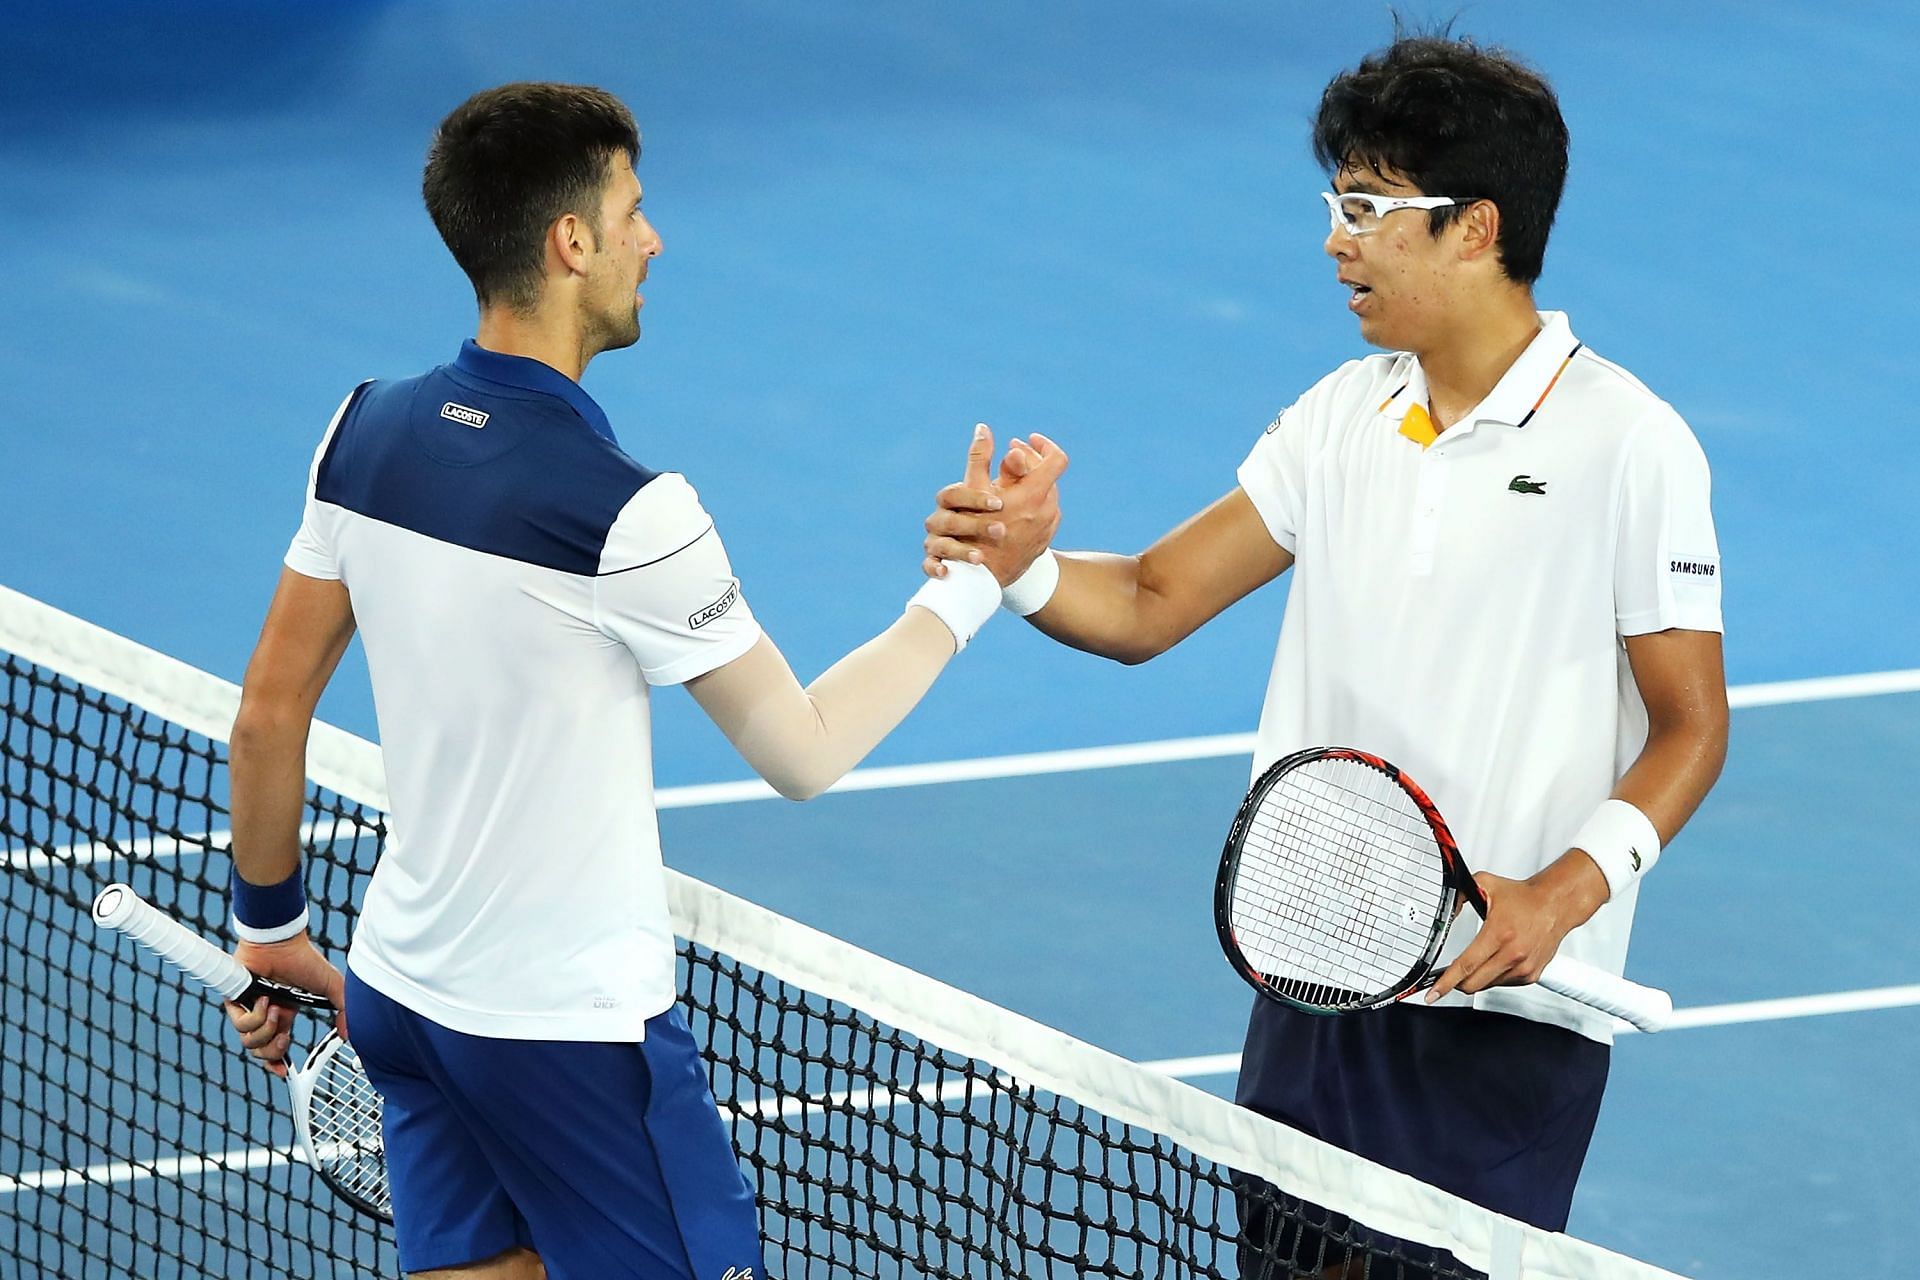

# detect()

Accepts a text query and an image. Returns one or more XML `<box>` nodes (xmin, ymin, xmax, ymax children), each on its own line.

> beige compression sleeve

<box><xmin>686</xmin><ymin>564</ymin><xmax>998</xmax><ymax>800</ymax></box>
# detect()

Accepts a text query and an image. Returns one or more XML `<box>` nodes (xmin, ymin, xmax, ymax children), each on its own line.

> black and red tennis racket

<box><xmin>1214</xmin><ymin>747</ymin><xmax>1671</xmax><ymax>1033</ymax></box>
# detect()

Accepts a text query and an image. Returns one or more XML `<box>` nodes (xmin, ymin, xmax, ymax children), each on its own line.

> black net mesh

<box><xmin>3</xmin><ymin>652</ymin><xmax>391</xmax><ymax>1279</ymax></box>
<box><xmin>3</xmin><ymin>615</ymin><xmax>1657</xmax><ymax>1280</ymax></box>
<box><xmin>681</xmin><ymin>942</ymin><xmax>1476</xmax><ymax>1280</ymax></box>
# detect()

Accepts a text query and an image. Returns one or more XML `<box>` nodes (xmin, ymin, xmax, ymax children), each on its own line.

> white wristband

<box><xmin>231</xmin><ymin>906</ymin><xmax>311</xmax><ymax>945</ymax></box>
<box><xmin>908</xmin><ymin>561</ymin><xmax>1001</xmax><ymax>650</ymax></box>
<box><xmin>1569</xmin><ymin>799</ymin><xmax>1662</xmax><ymax>899</ymax></box>
<box><xmin>1000</xmin><ymin>550</ymin><xmax>1060</xmax><ymax>617</ymax></box>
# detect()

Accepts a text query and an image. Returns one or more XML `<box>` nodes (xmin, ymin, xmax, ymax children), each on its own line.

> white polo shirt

<box><xmin>1236</xmin><ymin>312</ymin><xmax>1721</xmax><ymax>1043</ymax></box>
<box><xmin>286</xmin><ymin>341</ymin><xmax>762</xmax><ymax>1041</ymax></box>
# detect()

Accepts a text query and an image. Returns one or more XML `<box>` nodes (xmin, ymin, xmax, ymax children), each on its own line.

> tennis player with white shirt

<box><xmin>922</xmin><ymin>35</ymin><xmax>1728</xmax><ymax>1264</ymax></box>
<box><xmin>219</xmin><ymin>84</ymin><xmax>1037</xmax><ymax>1280</ymax></box>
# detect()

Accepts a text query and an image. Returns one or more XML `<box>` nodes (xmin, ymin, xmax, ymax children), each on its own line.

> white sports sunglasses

<box><xmin>1321</xmin><ymin>191</ymin><xmax>1463</xmax><ymax>237</ymax></box>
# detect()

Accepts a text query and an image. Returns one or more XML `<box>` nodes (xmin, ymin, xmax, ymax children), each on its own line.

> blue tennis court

<box><xmin>4</xmin><ymin>3</ymin><xmax>1917</xmax><ymax>1275</ymax></box>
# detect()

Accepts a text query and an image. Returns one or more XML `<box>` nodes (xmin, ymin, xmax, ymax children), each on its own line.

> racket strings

<box><xmin>1229</xmin><ymin>758</ymin><xmax>1448</xmax><ymax>1007</ymax></box>
<box><xmin>1238</xmin><ymin>775</ymin><xmax>1432</xmax><ymax>951</ymax></box>
<box><xmin>303</xmin><ymin>1043</ymin><xmax>390</xmax><ymax>1214</ymax></box>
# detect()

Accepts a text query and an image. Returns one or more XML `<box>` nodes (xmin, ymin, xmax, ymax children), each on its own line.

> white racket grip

<box><xmin>1537</xmin><ymin>955</ymin><xmax>1672</xmax><ymax>1033</ymax></box>
<box><xmin>92</xmin><ymin>883</ymin><xmax>252</xmax><ymax>1003</ymax></box>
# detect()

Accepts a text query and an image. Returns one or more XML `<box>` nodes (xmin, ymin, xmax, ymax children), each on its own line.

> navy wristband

<box><xmin>230</xmin><ymin>865</ymin><xmax>309</xmax><ymax>943</ymax></box>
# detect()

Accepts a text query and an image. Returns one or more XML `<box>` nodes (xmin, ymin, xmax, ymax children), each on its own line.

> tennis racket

<box><xmin>90</xmin><ymin>883</ymin><xmax>393</xmax><ymax>1221</ymax></box>
<box><xmin>1213</xmin><ymin>747</ymin><xmax>1672</xmax><ymax>1033</ymax></box>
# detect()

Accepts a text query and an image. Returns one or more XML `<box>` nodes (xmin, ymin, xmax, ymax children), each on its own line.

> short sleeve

<box><xmin>592</xmin><ymin>473</ymin><xmax>764</xmax><ymax>686</ymax></box>
<box><xmin>282</xmin><ymin>387</ymin><xmax>363</xmax><ymax>581</ymax></box>
<box><xmin>1235</xmin><ymin>362</ymin><xmax>1368</xmax><ymax>555</ymax></box>
<box><xmin>1613</xmin><ymin>409</ymin><xmax>1723</xmax><ymax>636</ymax></box>
<box><xmin>1236</xmin><ymin>401</ymin><xmax>1311</xmax><ymax>554</ymax></box>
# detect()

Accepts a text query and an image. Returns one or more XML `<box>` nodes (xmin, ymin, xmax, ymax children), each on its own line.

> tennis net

<box><xmin>0</xmin><ymin>583</ymin><xmax>1680</xmax><ymax>1280</ymax></box>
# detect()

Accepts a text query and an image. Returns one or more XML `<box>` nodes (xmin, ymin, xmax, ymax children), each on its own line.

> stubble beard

<box><xmin>583</xmin><ymin>285</ymin><xmax>642</xmax><ymax>358</ymax></box>
<box><xmin>604</xmin><ymin>298</ymin><xmax>641</xmax><ymax>352</ymax></box>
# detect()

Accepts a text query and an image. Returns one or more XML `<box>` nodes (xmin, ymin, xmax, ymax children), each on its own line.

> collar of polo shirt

<box><xmin>1378</xmin><ymin>311</ymin><xmax>1584</xmax><ymax>448</ymax></box>
<box><xmin>453</xmin><ymin>339</ymin><xmax>618</xmax><ymax>444</ymax></box>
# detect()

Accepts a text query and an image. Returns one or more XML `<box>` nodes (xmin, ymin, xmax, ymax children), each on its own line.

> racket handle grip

<box><xmin>92</xmin><ymin>883</ymin><xmax>253</xmax><ymax>1003</ymax></box>
<box><xmin>1537</xmin><ymin>955</ymin><xmax>1673</xmax><ymax>1033</ymax></box>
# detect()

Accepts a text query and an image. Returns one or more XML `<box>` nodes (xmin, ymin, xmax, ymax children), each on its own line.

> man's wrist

<box><xmin>907</xmin><ymin>561</ymin><xmax>1001</xmax><ymax>650</ymax></box>
<box><xmin>230</xmin><ymin>865</ymin><xmax>310</xmax><ymax>944</ymax></box>
<box><xmin>1568</xmin><ymin>798</ymin><xmax>1662</xmax><ymax>900</ymax></box>
<box><xmin>1000</xmin><ymin>550</ymin><xmax>1060</xmax><ymax>616</ymax></box>
<box><xmin>1531</xmin><ymin>849</ymin><xmax>1611</xmax><ymax>929</ymax></box>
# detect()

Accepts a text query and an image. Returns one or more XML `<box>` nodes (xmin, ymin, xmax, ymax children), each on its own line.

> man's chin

<box><xmin>1354</xmin><ymin>314</ymin><xmax>1398</xmax><ymax>351</ymax></box>
<box><xmin>601</xmin><ymin>314</ymin><xmax>642</xmax><ymax>353</ymax></box>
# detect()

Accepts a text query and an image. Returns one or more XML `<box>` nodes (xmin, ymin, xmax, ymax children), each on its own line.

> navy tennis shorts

<box><xmin>345</xmin><ymin>967</ymin><xmax>765</xmax><ymax>1280</ymax></box>
<box><xmin>1233</xmin><ymin>998</ymin><xmax>1609</xmax><ymax>1277</ymax></box>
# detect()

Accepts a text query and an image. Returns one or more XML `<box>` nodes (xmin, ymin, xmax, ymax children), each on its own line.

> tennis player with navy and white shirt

<box><xmin>221</xmin><ymin>85</ymin><xmax>1046</xmax><ymax>1280</ymax></box>
<box><xmin>922</xmin><ymin>35</ymin><xmax>1728</xmax><ymax>1256</ymax></box>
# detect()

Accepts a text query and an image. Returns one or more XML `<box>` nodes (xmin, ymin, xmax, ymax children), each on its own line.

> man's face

<box><xmin>582</xmin><ymin>151</ymin><xmax>660</xmax><ymax>354</ymax></box>
<box><xmin>1324</xmin><ymin>162</ymin><xmax>1463</xmax><ymax>353</ymax></box>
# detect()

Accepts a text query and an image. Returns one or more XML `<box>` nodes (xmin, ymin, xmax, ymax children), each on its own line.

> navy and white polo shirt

<box><xmin>285</xmin><ymin>340</ymin><xmax>761</xmax><ymax>1041</ymax></box>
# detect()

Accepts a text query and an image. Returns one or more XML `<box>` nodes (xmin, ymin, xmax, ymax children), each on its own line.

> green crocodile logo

<box><xmin>1508</xmin><ymin>475</ymin><xmax>1548</xmax><ymax>495</ymax></box>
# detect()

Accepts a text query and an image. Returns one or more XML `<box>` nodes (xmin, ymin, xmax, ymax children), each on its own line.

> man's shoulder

<box><xmin>1558</xmin><ymin>346</ymin><xmax>1686</xmax><ymax>429</ymax></box>
<box><xmin>599</xmin><ymin>473</ymin><xmax>719</xmax><ymax>574</ymax></box>
<box><xmin>1268</xmin><ymin>352</ymin><xmax>1408</xmax><ymax>435</ymax></box>
<box><xmin>337</xmin><ymin>365</ymin><xmax>654</xmax><ymax>482</ymax></box>
<box><xmin>1312</xmin><ymin>351</ymin><xmax>1411</xmax><ymax>408</ymax></box>
<box><xmin>349</xmin><ymin>362</ymin><xmax>582</xmax><ymax>430</ymax></box>
<box><xmin>316</xmin><ymin>364</ymin><xmax>666</xmax><ymax>576</ymax></box>
<box><xmin>1515</xmin><ymin>345</ymin><xmax>1711</xmax><ymax>493</ymax></box>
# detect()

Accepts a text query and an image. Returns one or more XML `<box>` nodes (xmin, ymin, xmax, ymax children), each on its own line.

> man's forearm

<box><xmin>692</xmin><ymin>607</ymin><xmax>971</xmax><ymax>802</ymax></box>
<box><xmin>1611</xmin><ymin>720</ymin><xmax>1727</xmax><ymax>846</ymax></box>
<box><xmin>1446</xmin><ymin>715</ymin><xmax>1726</xmax><ymax>993</ymax></box>
<box><xmin>228</xmin><ymin>708</ymin><xmax>312</xmax><ymax>887</ymax></box>
<box><xmin>226</xmin><ymin>569</ymin><xmax>356</xmax><ymax>894</ymax></box>
<box><xmin>1010</xmin><ymin>490</ymin><xmax>1292</xmax><ymax>666</ymax></box>
<box><xmin>789</xmin><ymin>607</ymin><xmax>957</xmax><ymax>789</ymax></box>
<box><xmin>1024</xmin><ymin>552</ymin><xmax>1177</xmax><ymax>665</ymax></box>
<box><xmin>1543</xmin><ymin>719</ymin><xmax>1726</xmax><ymax>935</ymax></box>
<box><xmin>1613</xmin><ymin>627</ymin><xmax>1729</xmax><ymax>848</ymax></box>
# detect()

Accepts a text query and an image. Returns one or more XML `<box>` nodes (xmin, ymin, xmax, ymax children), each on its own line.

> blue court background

<box><xmin>3</xmin><ymin>2</ymin><xmax>1917</xmax><ymax>1275</ymax></box>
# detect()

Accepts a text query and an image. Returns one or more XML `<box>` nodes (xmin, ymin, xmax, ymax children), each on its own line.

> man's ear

<box><xmin>1455</xmin><ymin>199</ymin><xmax>1501</xmax><ymax>265</ymax></box>
<box><xmin>550</xmin><ymin>211</ymin><xmax>594</xmax><ymax>278</ymax></box>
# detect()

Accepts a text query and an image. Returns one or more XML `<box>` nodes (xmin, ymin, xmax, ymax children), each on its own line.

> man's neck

<box><xmin>1415</xmin><ymin>289</ymin><xmax>1543</xmax><ymax>431</ymax></box>
<box><xmin>475</xmin><ymin>306</ymin><xmax>593</xmax><ymax>382</ymax></box>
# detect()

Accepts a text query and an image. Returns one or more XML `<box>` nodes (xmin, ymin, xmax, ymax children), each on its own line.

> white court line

<box><xmin>655</xmin><ymin>732</ymin><xmax>1259</xmax><ymax>809</ymax></box>
<box><xmin>1725</xmin><ymin>668</ymin><xmax>1920</xmax><ymax>709</ymax></box>
<box><xmin>5</xmin><ymin>821</ymin><xmax>339</xmax><ymax>874</ymax></box>
<box><xmin>657</xmin><ymin>666</ymin><xmax>1920</xmax><ymax>810</ymax></box>
<box><xmin>731</xmin><ymin>1069</ymin><xmax>1022</xmax><ymax>1122</ymax></box>
<box><xmin>1134</xmin><ymin>982</ymin><xmax>1920</xmax><ymax>1078</ymax></box>
<box><xmin>8</xmin><ymin>982</ymin><xmax>1917</xmax><ymax>1198</ymax></box>
<box><xmin>1658</xmin><ymin>983</ymin><xmax>1920</xmax><ymax>1030</ymax></box>
<box><xmin>5</xmin><ymin>830</ymin><xmax>214</xmax><ymax>874</ymax></box>
<box><xmin>0</xmin><ymin>1075</ymin><xmax>1007</xmax><ymax>1199</ymax></box>
<box><xmin>6</xmin><ymin>667</ymin><xmax>1918</xmax><ymax>863</ymax></box>
<box><xmin>0</xmin><ymin>1144</ymin><xmax>297</xmax><ymax>1196</ymax></box>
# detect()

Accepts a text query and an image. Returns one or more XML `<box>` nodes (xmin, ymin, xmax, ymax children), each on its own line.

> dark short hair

<box><xmin>1312</xmin><ymin>35</ymin><xmax>1568</xmax><ymax>284</ymax></box>
<box><xmin>422</xmin><ymin>83</ymin><xmax>640</xmax><ymax>310</ymax></box>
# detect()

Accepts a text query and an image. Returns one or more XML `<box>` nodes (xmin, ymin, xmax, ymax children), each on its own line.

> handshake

<box><xmin>919</xmin><ymin>424</ymin><xmax>1070</xmax><ymax>588</ymax></box>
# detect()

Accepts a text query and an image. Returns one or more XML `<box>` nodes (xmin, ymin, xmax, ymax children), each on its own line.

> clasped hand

<box><xmin>921</xmin><ymin>423</ymin><xmax>1069</xmax><ymax>585</ymax></box>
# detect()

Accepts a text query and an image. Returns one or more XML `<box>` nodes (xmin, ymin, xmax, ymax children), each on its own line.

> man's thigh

<box><xmin>1236</xmin><ymin>998</ymin><xmax>1610</xmax><ymax>1227</ymax></box>
<box><xmin>350</xmin><ymin>971</ymin><xmax>764</xmax><ymax>1280</ymax></box>
<box><xmin>411</xmin><ymin>1244</ymin><xmax>545</xmax><ymax>1280</ymax></box>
